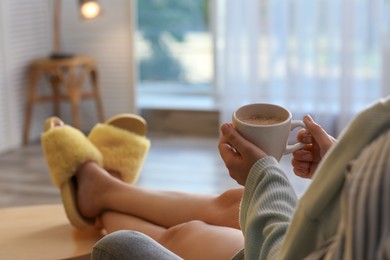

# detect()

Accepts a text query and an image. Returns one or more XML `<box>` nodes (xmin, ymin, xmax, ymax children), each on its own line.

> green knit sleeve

<box><xmin>239</xmin><ymin>156</ymin><xmax>298</xmax><ymax>260</ymax></box>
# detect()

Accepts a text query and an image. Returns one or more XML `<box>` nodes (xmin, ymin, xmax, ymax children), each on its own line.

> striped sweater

<box><xmin>233</xmin><ymin>96</ymin><xmax>390</xmax><ymax>260</ymax></box>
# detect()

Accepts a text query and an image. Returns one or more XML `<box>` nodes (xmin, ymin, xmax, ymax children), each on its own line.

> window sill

<box><xmin>137</xmin><ymin>93</ymin><xmax>218</xmax><ymax>111</ymax></box>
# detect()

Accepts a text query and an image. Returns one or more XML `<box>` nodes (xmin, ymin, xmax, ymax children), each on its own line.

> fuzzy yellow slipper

<box><xmin>41</xmin><ymin>117</ymin><xmax>103</xmax><ymax>229</ymax></box>
<box><xmin>88</xmin><ymin>114</ymin><xmax>151</xmax><ymax>184</ymax></box>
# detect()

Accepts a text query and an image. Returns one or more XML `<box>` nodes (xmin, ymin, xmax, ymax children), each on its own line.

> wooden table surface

<box><xmin>0</xmin><ymin>204</ymin><xmax>104</xmax><ymax>260</ymax></box>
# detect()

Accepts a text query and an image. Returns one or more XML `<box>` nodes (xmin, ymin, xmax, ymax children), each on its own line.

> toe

<box><xmin>44</xmin><ymin>117</ymin><xmax>65</xmax><ymax>131</ymax></box>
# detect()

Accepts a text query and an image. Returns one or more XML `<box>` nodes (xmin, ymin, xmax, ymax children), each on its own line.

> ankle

<box><xmin>76</xmin><ymin>161</ymin><xmax>104</xmax><ymax>219</ymax></box>
<box><xmin>78</xmin><ymin>160</ymin><xmax>99</xmax><ymax>174</ymax></box>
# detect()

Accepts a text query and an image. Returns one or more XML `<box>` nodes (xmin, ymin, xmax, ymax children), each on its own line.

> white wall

<box><xmin>61</xmin><ymin>0</ymin><xmax>137</xmax><ymax>130</ymax></box>
<box><xmin>0</xmin><ymin>0</ymin><xmax>6</xmax><ymax>153</ymax></box>
<box><xmin>0</xmin><ymin>0</ymin><xmax>52</xmax><ymax>153</ymax></box>
<box><xmin>0</xmin><ymin>0</ymin><xmax>136</xmax><ymax>154</ymax></box>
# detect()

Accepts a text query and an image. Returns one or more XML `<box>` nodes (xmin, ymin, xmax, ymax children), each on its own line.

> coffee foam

<box><xmin>240</xmin><ymin>115</ymin><xmax>285</xmax><ymax>125</ymax></box>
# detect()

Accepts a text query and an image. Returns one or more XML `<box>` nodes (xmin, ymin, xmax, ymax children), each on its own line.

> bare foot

<box><xmin>45</xmin><ymin>117</ymin><xmax>125</xmax><ymax>226</ymax></box>
<box><xmin>75</xmin><ymin>161</ymin><xmax>114</xmax><ymax>219</ymax></box>
<box><xmin>107</xmin><ymin>170</ymin><xmax>122</xmax><ymax>180</ymax></box>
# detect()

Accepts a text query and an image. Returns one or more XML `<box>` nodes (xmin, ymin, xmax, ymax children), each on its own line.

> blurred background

<box><xmin>1</xmin><ymin>0</ymin><xmax>390</xmax><ymax>151</ymax></box>
<box><xmin>0</xmin><ymin>0</ymin><xmax>389</xmax><ymax>202</ymax></box>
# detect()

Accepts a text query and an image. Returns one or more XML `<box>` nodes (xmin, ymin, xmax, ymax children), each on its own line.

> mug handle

<box><xmin>284</xmin><ymin>120</ymin><xmax>306</xmax><ymax>155</ymax></box>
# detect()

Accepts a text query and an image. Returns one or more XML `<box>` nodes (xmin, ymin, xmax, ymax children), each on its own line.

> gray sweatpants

<box><xmin>92</xmin><ymin>230</ymin><xmax>182</xmax><ymax>260</ymax></box>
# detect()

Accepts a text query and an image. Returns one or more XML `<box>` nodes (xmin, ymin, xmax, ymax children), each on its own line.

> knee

<box><xmin>215</xmin><ymin>188</ymin><xmax>243</xmax><ymax>207</ymax></box>
<box><xmin>206</xmin><ymin>188</ymin><xmax>242</xmax><ymax>229</ymax></box>
<box><xmin>159</xmin><ymin>220</ymin><xmax>206</xmax><ymax>245</ymax></box>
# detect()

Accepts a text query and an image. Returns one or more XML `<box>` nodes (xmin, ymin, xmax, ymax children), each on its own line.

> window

<box><xmin>136</xmin><ymin>0</ymin><xmax>215</xmax><ymax>109</ymax></box>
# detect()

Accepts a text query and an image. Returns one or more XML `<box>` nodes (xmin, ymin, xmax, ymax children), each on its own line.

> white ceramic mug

<box><xmin>232</xmin><ymin>103</ymin><xmax>306</xmax><ymax>161</ymax></box>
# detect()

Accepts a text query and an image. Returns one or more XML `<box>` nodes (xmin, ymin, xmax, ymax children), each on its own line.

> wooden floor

<box><xmin>0</xmin><ymin>134</ymin><xmax>311</xmax><ymax>209</ymax></box>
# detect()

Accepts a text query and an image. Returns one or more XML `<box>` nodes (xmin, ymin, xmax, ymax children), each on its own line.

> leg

<box><xmin>77</xmin><ymin>155</ymin><xmax>244</xmax><ymax>259</ymax></box>
<box><xmin>77</xmin><ymin>162</ymin><xmax>243</xmax><ymax>229</ymax></box>
<box><xmin>43</xmin><ymin>119</ymin><xmax>244</xmax><ymax>259</ymax></box>
<box><xmin>99</xmin><ymin>212</ymin><xmax>244</xmax><ymax>260</ymax></box>
<box><xmin>159</xmin><ymin>220</ymin><xmax>243</xmax><ymax>260</ymax></box>
<box><xmin>101</xmin><ymin>211</ymin><xmax>166</xmax><ymax>238</ymax></box>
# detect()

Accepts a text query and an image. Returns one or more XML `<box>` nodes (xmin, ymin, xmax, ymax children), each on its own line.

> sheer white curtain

<box><xmin>216</xmin><ymin>0</ymin><xmax>390</xmax><ymax>136</ymax></box>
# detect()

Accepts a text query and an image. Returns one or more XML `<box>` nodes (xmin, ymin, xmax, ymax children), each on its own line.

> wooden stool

<box><xmin>0</xmin><ymin>204</ymin><xmax>104</xmax><ymax>259</ymax></box>
<box><xmin>23</xmin><ymin>56</ymin><xmax>105</xmax><ymax>145</ymax></box>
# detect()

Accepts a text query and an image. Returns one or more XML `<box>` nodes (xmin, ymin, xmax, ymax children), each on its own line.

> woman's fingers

<box><xmin>291</xmin><ymin>158</ymin><xmax>310</xmax><ymax>171</ymax></box>
<box><xmin>220</xmin><ymin>123</ymin><xmax>252</xmax><ymax>154</ymax></box>
<box><xmin>292</xmin><ymin>149</ymin><xmax>313</xmax><ymax>162</ymax></box>
<box><xmin>296</xmin><ymin>129</ymin><xmax>313</xmax><ymax>144</ymax></box>
<box><xmin>218</xmin><ymin>138</ymin><xmax>240</xmax><ymax>167</ymax></box>
<box><xmin>219</xmin><ymin>123</ymin><xmax>268</xmax><ymax>185</ymax></box>
<box><xmin>291</xmin><ymin>158</ymin><xmax>311</xmax><ymax>178</ymax></box>
<box><xmin>292</xmin><ymin>149</ymin><xmax>314</xmax><ymax>179</ymax></box>
<box><xmin>303</xmin><ymin>115</ymin><xmax>333</xmax><ymax>148</ymax></box>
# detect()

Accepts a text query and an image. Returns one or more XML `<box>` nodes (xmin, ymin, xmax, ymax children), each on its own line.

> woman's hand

<box><xmin>291</xmin><ymin>115</ymin><xmax>336</xmax><ymax>179</ymax></box>
<box><xmin>218</xmin><ymin>123</ymin><xmax>267</xmax><ymax>186</ymax></box>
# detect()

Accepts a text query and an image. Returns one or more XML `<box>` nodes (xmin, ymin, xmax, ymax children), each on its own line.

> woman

<box><xmin>89</xmin><ymin>97</ymin><xmax>390</xmax><ymax>259</ymax></box>
<box><xmin>41</xmin><ymin>112</ymin><xmax>334</xmax><ymax>259</ymax></box>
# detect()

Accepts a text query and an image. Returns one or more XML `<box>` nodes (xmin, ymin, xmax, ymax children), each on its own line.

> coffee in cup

<box><xmin>232</xmin><ymin>103</ymin><xmax>305</xmax><ymax>161</ymax></box>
